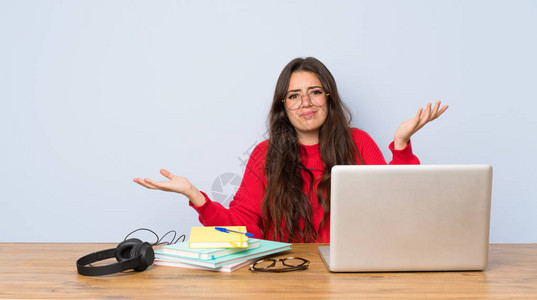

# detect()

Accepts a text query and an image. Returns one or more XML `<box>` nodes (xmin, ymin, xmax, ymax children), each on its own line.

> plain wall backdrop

<box><xmin>1</xmin><ymin>0</ymin><xmax>535</xmax><ymax>243</ymax></box>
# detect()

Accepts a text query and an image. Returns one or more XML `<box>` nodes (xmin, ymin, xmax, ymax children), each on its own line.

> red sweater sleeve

<box><xmin>189</xmin><ymin>141</ymin><xmax>268</xmax><ymax>239</ymax></box>
<box><xmin>352</xmin><ymin>128</ymin><xmax>420</xmax><ymax>165</ymax></box>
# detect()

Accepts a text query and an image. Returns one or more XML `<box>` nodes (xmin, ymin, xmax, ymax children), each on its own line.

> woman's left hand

<box><xmin>393</xmin><ymin>101</ymin><xmax>448</xmax><ymax>150</ymax></box>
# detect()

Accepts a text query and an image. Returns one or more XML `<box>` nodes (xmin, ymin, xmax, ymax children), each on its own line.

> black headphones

<box><xmin>76</xmin><ymin>238</ymin><xmax>155</xmax><ymax>276</ymax></box>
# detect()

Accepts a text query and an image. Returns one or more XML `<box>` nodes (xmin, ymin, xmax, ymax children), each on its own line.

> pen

<box><xmin>215</xmin><ymin>227</ymin><xmax>254</xmax><ymax>237</ymax></box>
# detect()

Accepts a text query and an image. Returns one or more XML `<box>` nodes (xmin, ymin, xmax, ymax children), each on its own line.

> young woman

<box><xmin>134</xmin><ymin>57</ymin><xmax>448</xmax><ymax>243</ymax></box>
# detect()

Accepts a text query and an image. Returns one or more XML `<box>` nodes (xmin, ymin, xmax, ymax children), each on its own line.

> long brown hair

<box><xmin>262</xmin><ymin>57</ymin><xmax>363</xmax><ymax>242</ymax></box>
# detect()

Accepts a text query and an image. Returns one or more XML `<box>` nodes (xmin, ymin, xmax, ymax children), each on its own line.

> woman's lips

<box><xmin>300</xmin><ymin>110</ymin><xmax>317</xmax><ymax>118</ymax></box>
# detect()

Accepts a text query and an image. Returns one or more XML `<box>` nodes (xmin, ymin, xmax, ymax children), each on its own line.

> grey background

<box><xmin>1</xmin><ymin>0</ymin><xmax>535</xmax><ymax>242</ymax></box>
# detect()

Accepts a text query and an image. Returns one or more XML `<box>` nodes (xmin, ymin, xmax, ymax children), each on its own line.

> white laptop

<box><xmin>319</xmin><ymin>165</ymin><xmax>493</xmax><ymax>272</ymax></box>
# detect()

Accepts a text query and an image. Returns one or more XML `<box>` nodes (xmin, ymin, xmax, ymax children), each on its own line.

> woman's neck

<box><xmin>297</xmin><ymin>132</ymin><xmax>319</xmax><ymax>145</ymax></box>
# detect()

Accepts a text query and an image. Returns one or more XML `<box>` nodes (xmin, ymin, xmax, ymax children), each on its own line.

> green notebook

<box><xmin>162</xmin><ymin>240</ymin><xmax>260</xmax><ymax>260</ymax></box>
<box><xmin>155</xmin><ymin>239</ymin><xmax>291</xmax><ymax>269</ymax></box>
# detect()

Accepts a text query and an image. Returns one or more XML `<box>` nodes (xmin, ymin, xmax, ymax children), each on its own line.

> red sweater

<box><xmin>190</xmin><ymin>128</ymin><xmax>420</xmax><ymax>243</ymax></box>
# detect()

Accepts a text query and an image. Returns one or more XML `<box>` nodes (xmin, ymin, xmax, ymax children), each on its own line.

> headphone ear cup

<box><xmin>115</xmin><ymin>238</ymin><xmax>143</xmax><ymax>262</ymax></box>
<box><xmin>130</xmin><ymin>241</ymin><xmax>143</xmax><ymax>259</ymax></box>
<box><xmin>131</xmin><ymin>242</ymin><xmax>154</xmax><ymax>272</ymax></box>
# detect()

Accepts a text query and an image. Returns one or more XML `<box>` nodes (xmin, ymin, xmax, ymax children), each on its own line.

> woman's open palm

<box><xmin>133</xmin><ymin>169</ymin><xmax>194</xmax><ymax>195</ymax></box>
<box><xmin>394</xmin><ymin>101</ymin><xmax>448</xmax><ymax>149</ymax></box>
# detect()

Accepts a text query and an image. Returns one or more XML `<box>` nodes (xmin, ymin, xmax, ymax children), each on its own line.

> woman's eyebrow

<box><xmin>286</xmin><ymin>86</ymin><xmax>323</xmax><ymax>93</ymax></box>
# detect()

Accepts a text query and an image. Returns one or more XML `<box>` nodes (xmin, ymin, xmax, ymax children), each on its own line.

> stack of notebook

<box><xmin>154</xmin><ymin>226</ymin><xmax>291</xmax><ymax>272</ymax></box>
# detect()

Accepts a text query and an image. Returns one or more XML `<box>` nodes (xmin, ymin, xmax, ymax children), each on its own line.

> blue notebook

<box><xmin>162</xmin><ymin>239</ymin><xmax>260</xmax><ymax>260</ymax></box>
<box><xmin>155</xmin><ymin>239</ymin><xmax>291</xmax><ymax>269</ymax></box>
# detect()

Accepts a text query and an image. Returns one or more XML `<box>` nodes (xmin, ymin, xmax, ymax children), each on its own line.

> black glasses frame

<box><xmin>249</xmin><ymin>257</ymin><xmax>310</xmax><ymax>273</ymax></box>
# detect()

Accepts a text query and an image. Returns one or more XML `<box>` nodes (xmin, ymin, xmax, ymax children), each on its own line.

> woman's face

<box><xmin>284</xmin><ymin>71</ymin><xmax>328</xmax><ymax>145</ymax></box>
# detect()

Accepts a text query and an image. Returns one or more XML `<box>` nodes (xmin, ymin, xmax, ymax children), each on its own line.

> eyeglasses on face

<box><xmin>282</xmin><ymin>88</ymin><xmax>329</xmax><ymax>110</ymax></box>
<box><xmin>249</xmin><ymin>257</ymin><xmax>310</xmax><ymax>272</ymax></box>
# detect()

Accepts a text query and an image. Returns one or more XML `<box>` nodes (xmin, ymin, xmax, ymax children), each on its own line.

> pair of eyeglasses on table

<box><xmin>249</xmin><ymin>257</ymin><xmax>310</xmax><ymax>273</ymax></box>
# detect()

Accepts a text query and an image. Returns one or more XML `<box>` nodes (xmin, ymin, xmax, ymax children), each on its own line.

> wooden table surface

<box><xmin>1</xmin><ymin>243</ymin><xmax>536</xmax><ymax>299</ymax></box>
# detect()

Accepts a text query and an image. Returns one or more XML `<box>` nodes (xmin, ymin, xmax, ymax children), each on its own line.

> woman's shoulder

<box><xmin>350</xmin><ymin>128</ymin><xmax>372</xmax><ymax>140</ymax></box>
<box><xmin>248</xmin><ymin>140</ymin><xmax>269</xmax><ymax>164</ymax></box>
<box><xmin>350</xmin><ymin>128</ymin><xmax>379</xmax><ymax>148</ymax></box>
<box><xmin>254</xmin><ymin>140</ymin><xmax>269</xmax><ymax>153</ymax></box>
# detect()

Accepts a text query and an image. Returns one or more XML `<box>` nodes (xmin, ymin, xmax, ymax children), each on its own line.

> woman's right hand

<box><xmin>133</xmin><ymin>169</ymin><xmax>206</xmax><ymax>206</ymax></box>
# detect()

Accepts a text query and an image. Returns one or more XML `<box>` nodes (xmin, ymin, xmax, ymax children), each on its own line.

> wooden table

<box><xmin>1</xmin><ymin>243</ymin><xmax>536</xmax><ymax>299</ymax></box>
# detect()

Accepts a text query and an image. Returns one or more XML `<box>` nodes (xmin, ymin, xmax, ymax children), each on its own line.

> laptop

<box><xmin>319</xmin><ymin>165</ymin><xmax>493</xmax><ymax>272</ymax></box>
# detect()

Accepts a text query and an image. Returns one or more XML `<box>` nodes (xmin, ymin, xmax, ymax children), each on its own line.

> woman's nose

<box><xmin>301</xmin><ymin>94</ymin><xmax>313</xmax><ymax>108</ymax></box>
